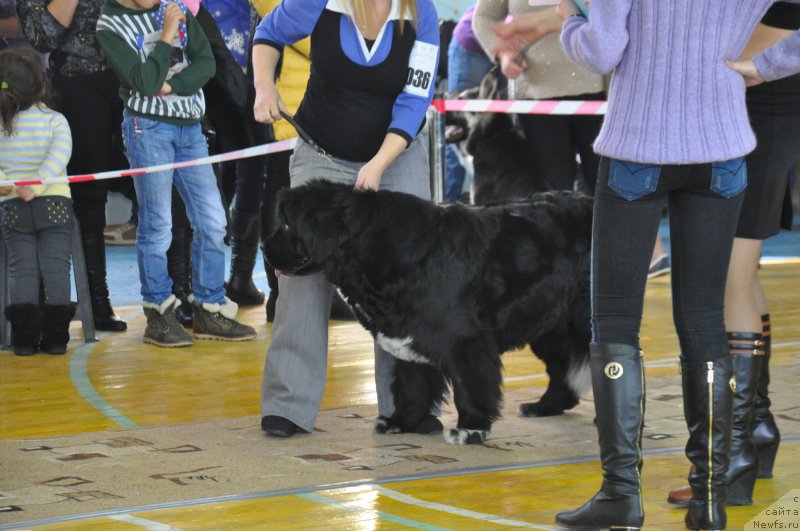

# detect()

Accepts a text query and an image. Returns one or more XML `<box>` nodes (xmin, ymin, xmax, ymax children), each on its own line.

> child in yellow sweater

<box><xmin>0</xmin><ymin>48</ymin><xmax>75</xmax><ymax>355</ymax></box>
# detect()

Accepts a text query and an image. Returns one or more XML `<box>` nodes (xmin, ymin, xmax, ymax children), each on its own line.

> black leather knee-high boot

<box><xmin>725</xmin><ymin>332</ymin><xmax>764</xmax><ymax>506</ymax></box>
<box><xmin>83</xmin><ymin>230</ymin><xmax>126</xmax><ymax>332</ymax></box>
<box><xmin>752</xmin><ymin>314</ymin><xmax>780</xmax><ymax>478</ymax></box>
<box><xmin>226</xmin><ymin>209</ymin><xmax>265</xmax><ymax>306</ymax></box>
<box><xmin>556</xmin><ymin>343</ymin><xmax>645</xmax><ymax>530</ymax></box>
<box><xmin>682</xmin><ymin>356</ymin><xmax>734</xmax><ymax>530</ymax></box>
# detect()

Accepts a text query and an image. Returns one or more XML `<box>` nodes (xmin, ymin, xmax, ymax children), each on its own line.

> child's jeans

<box><xmin>121</xmin><ymin>111</ymin><xmax>227</xmax><ymax>305</ymax></box>
<box><xmin>0</xmin><ymin>196</ymin><xmax>74</xmax><ymax>305</ymax></box>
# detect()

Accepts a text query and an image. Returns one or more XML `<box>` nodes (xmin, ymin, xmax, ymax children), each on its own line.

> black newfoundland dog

<box><xmin>265</xmin><ymin>180</ymin><xmax>592</xmax><ymax>444</ymax></box>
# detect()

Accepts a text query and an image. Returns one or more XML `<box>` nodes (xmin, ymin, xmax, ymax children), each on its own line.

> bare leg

<box><xmin>724</xmin><ymin>237</ymin><xmax>763</xmax><ymax>333</ymax></box>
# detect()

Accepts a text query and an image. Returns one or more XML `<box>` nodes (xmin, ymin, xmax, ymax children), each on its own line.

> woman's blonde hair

<box><xmin>348</xmin><ymin>0</ymin><xmax>418</xmax><ymax>33</ymax></box>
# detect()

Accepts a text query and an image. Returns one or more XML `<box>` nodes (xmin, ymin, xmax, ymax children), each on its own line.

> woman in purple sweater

<box><xmin>542</xmin><ymin>1</ymin><xmax>800</xmax><ymax>529</ymax></box>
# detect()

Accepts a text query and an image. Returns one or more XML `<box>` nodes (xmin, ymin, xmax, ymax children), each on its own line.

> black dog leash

<box><xmin>279</xmin><ymin>109</ymin><xmax>350</xmax><ymax>178</ymax></box>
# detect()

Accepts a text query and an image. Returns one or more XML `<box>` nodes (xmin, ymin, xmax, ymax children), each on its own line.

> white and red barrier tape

<box><xmin>431</xmin><ymin>98</ymin><xmax>607</xmax><ymax>115</ymax></box>
<box><xmin>0</xmin><ymin>99</ymin><xmax>607</xmax><ymax>187</ymax></box>
<box><xmin>0</xmin><ymin>137</ymin><xmax>297</xmax><ymax>188</ymax></box>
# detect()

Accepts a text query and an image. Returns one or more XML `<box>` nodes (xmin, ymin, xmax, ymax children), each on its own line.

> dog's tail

<box><xmin>566</xmin><ymin>354</ymin><xmax>592</xmax><ymax>399</ymax></box>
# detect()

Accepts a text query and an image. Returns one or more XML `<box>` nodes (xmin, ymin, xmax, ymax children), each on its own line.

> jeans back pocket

<box><xmin>710</xmin><ymin>157</ymin><xmax>747</xmax><ymax>198</ymax></box>
<box><xmin>608</xmin><ymin>160</ymin><xmax>661</xmax><ymax>201</ymax></box>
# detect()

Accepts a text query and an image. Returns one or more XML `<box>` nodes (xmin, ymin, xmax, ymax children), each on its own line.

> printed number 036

<box><xmin>406</xmin><ymin>68</ymin><xmax>431</xmax><ymax>90</ymax></box>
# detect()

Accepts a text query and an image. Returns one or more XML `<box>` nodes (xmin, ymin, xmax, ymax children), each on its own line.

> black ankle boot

<box><xmin>83</xmin><ymin>229</ymin><xmax>126</xmax><ymax>332</ymax></box>
<box><xmin>753</xmin><ymin>314</ymin><xmax>779</xmax><ymax>478</ymax></box>
<box><xmin>556</xmin><ymin>343</ymin><xmax>645</xmax><ymax>530</ymax></box>
<box><xmin>167</xmin><ymin>226</ymin><xmax>193</xmax><ymax>328</ymax></box>
<box><xmin>4</xmin><ymin>304</ymin><xmax>41</xmax><ymax>356</ymax></box>
<box><xmin>40</xmin><ymin>303</ymin><xmax>77</xmax><ymax>354</ymax></box>
<box><xmin>226</xmin><ymin>209</ymin><xmax>265</xmax><ymax>306</ymax></box>
<box><xmin>682</xmin><ymin>356</ymin><xmax>733</xmax><ymax>530</ymax></box>
<box><xmin>726</xmin><ymin>332</ymin><xmax>764</xmax><ymax>506</ymax></box>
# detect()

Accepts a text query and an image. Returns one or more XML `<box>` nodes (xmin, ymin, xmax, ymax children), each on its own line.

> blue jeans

<box><xmin>122</xmin><ymin>111</ymin><xmax>228</xmax><ymax>305</ymax></box>
<box><xmin>445</xmin><ymin>39</ymin><xmax>494</xmax><ymax>203</ymax></box>
<box><xmin>592</xmin><ymin>157</ymin><xmax>746</xmax><ymax>361</ymax></box>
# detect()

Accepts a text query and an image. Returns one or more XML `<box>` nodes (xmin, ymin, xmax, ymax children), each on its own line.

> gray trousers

<box><xmin>261</xmin><ymin>138</ymin><xmax>431</xmax><ymax>431</ymax></box>
<box><xmin>0</xmin><ymin>196</ymin><xmax>75</xmax><ymax>305</ymax></box>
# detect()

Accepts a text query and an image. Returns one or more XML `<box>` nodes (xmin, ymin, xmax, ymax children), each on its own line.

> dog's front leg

<box><xmin>374</xmin><ymin>359</ymin><xmax>446</xmax><ymax>435</ymax></box>
<box><xmin>444</xmin><ymin>343</ymin><xmax>503</xmax><ymax>445</ymax></box>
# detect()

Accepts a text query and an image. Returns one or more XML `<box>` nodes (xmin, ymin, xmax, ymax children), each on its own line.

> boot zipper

<box><xmin>707</xmin><ymin>361</ymin><xmax>714</xmax><ymax>523</ymax></box>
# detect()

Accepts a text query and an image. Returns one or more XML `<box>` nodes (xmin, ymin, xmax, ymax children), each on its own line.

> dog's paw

<box><xmin>373</xmin><ymin>416</ymin><xmax>403</xmax><ymax>434</ymax></box>
<box><xmin>410</xmin><ymin>415</ymin><xmax>444</xmax><ymax>435</ymax></box>
<box><xmin>444</xmin><ymin>428</ymin><xmax>489</xmax><ymax>445</ymax></box>
<box><xmin>518</xmin><ymin>401</ymin><xmax>565</xmax><ymax>418</ymax></box>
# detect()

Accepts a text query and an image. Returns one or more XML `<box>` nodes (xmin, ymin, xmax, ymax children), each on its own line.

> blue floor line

<box><xmin>68</xmin><ymin>308</ymin><xmax>143</xmax><ymax>429</ymax></box>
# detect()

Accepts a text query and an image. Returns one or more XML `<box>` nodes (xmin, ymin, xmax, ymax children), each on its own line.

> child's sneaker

<box><xmin>191</xmin><ymin>297</ymin><xmax>256</xmax><ymax>341</ymax></box>
<box><xmin>142</xmin><ymin>295</ymin><xmax>193</xmax><ymax>348</ymax></box>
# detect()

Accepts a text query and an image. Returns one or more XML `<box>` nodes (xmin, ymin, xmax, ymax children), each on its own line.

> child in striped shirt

<box><xmin>0</xmin><ymin>47</ymin><xmax>76</xmax><ymax>356</ymax></box>
<box><xmin>96</xmin><ymin>0</ymin><xmax>256</xmax><ymax>347</ymax></box>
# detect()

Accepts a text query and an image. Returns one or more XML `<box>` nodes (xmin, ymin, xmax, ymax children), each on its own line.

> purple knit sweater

<box><xmin>562</xmin><ymin>0</ymin><xmax>800</xmax><ymax>164</ymax></box>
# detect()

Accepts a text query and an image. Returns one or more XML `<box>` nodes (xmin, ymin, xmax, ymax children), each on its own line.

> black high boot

<box><xmin>752</xmin><ymin>314</ymin><xmax>780</xmax><ymax>478</ymax></box>
<box><xmin>226</xmin><ymin>209</ymin><xmax>265</xmax><ymax>306</ymax></box>
<box><xmin>167</xmin><ymin>226</ymin><xmax>193</xmax><ymax>328</ymax></box>
<box><xmin>4</xmin><ymin>304</ymin><xmax>41</xmax><ymax>356</ymax></box>
<box><xmin>555</xmin><ymin>343</ymin><xmax>645</xmax><ymax>530</ymax></box>
<box><xmin>40</xmin><ymin>303</ymin><xmax>77</xmax><ymax>354</ymax></box>
<box><xmin>82</xmin><ymin>230</ymin><xmax>127</xmax><ymax>332</ymax></box>
<box><xmin>725</xmin><ymin>332</ymin><xmax>764</xmax><ymax>505</ymax></box>
<box><xmin>667</xmin><ymin>332</ymin><xmax>765</xmax><ymax>507</ymax></box>
<box><xmin>682</xmin><ymin>356</ymin><xmax>734</xmax><ymax>530</ymax></box>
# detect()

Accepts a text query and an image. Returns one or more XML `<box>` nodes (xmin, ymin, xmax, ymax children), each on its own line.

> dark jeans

<box><xmin>518</xmin><ymin>92</ymin><xmax>604</xmax><ymax>192</ymax></box>
<box><xmin>0</xmin><ymin>197</ymin><xmax>75</xmax><ymax>305</ymax></box>
<box><xmin>591</xmin><ymin>157</ymin><xmax>746</xmax><ymax>362</ymax></box>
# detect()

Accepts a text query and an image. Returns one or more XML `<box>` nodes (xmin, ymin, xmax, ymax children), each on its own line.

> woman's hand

<box><xmin>0</xmin><ymin>186</ymin><xmax>12</xmax><ymax>197</ymax></box>
<box><xmin>253</xmin><ymin>82</ymin><xmax>288</xmax><ymax>124</ymax></box>
<box><xmin>497</xmin><ymin>49</ymin><xmax>525</xmax><ymax>80</ymax></box>
<box><xmin>726</xmin><ymin>59</ymin><xmax>766</xmax><ymax>87</ymax></box>
<box><xmin>491</xmin><ymin>8</ymin><xmax>562</xmax><ymax>58</ymax></box>
<box><xmin>160</xmin><ymin>81</ymin><xmax>172</xmax><ymax>95</ymax></box>
<box><xmin>17</xmin><ymin>186</ymin><xmax>36</xmax><ymax>202</ymax></box>
<box><xmin>354</xmin><ymin>159</ymin><xmax>385</xmax><ymax>192</ymax></box>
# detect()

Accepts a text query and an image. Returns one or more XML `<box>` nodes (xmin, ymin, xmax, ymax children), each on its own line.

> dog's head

<box><xmin>264</xmin><ymin>180</ymin><xmax>354</xmax><ymax>276</ymax></box>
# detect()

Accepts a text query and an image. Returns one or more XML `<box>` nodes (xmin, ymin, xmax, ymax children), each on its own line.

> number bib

<box><xmin>404</xmin><ymin>40</ymin><xmax>438</xmax><ymax>97</ymax></box>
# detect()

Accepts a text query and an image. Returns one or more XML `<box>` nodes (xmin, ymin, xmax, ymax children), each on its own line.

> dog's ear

<box><xmin>277</xmin><ymin>181</ymin><xmax>351</xmax><ymax>264</ymax></box>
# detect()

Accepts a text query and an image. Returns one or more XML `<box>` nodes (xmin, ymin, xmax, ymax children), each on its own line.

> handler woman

<box><xmin>546</xmin><ymin>0</ymin><xmax>800</xmax><ymax>529</ymax></box>
<box><xmin>252</xmin><ymin>0</ymin><xmax>439</xmax><ymax>437</ymax></box>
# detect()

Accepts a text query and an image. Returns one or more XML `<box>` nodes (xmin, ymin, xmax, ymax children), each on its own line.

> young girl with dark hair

<box><xmin>0</xmin><ymin>47</ymin><xmax>75</xmax><ymax>356</ymax></box>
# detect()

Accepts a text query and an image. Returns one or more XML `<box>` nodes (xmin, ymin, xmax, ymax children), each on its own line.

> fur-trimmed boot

<box><xmin>142</xmin><ymin>295</ymin><xmax>193</xmax><ymax>348</ymax></box>
<box><xmin>4</xmin><ymin>304</ymin><xmax>41</xmax><ymax>356</ymax></box>
<box><xmin>682</xmin><ymin>356</ymin><xmax>734</xmax><ymax>530</ymax></box>
<box><xmin>555</xmin><ymin>343</ymin><xmax>645</xmax><ymax>530</ymax></box>
<box><xmin>40</xmin><ymin>303</ymin><xmax>77</xmax><ymax>354</ymax></box>
<box><xmin>226</xmin><ymin>209</ymin><xmax>265</xmax><ymax>306</ymax></box>
<box><xmin>753</xmin><ymin>314</ymin><xmax>780</xmax><ymax>478</ymax></box>
<box><xmin>191</xmin><ymin>296</ymin><xmax>256</xmax><ymax>341</ymax></box>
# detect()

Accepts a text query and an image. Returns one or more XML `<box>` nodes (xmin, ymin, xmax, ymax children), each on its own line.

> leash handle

<box><xmin>279</xmin><ymin>110</ymin><xmax>329</xmax><ymax>157</ymax></box>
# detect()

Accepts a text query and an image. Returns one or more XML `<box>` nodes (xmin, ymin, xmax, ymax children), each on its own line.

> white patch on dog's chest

<box><xmin>376</xmin><ymin>334</ymin><xmax>431</xmax><ymax>365</ymax></box>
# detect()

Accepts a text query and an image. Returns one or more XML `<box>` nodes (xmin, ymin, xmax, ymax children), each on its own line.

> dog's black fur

<box><xmin>448</xmin><ymin>72</ymin><xmax>547</xmax><ymax>206</ymax></box>
<box><xmin>464</xmin><ymin>109</ymin><xmax>548</xmax><ymax>205</ymax></box>
<box><xmin>265</xmin><ymin>180</ymin><xmax>593</xmax><ymax>445</ymax></box>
